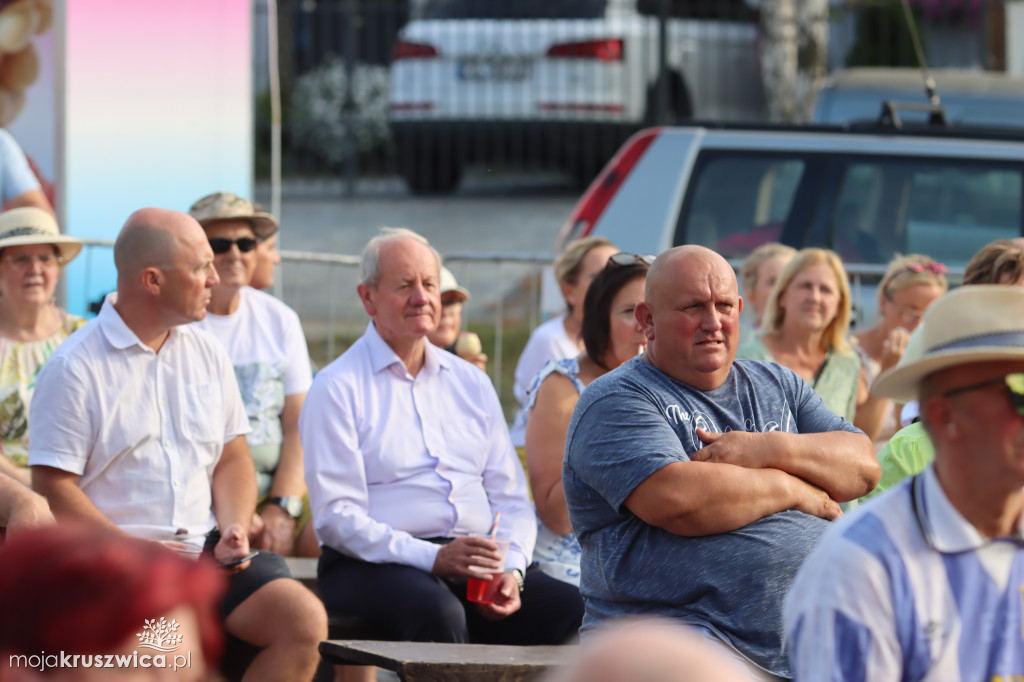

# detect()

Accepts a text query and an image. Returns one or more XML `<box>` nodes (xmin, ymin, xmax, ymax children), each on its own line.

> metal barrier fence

<box><xmin>68</xmin><ymin>241</ymin><xmax>959</xmax><ymax>419</ymax></box>
<box><xmin>253</xmin><ymin>0</ymin><xmax>1005</xmax><ymax>195</ymax></box>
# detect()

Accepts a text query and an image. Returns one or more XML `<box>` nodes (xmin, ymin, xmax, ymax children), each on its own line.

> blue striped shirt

<box><xmin>784</xmin><ymin>464</ymin><xmax>1024</xmax><ymax>681</ymax></box>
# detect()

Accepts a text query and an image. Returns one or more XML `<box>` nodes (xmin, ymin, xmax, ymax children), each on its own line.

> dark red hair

<box><xmin>0</xmin><ymin>524</ymin><xmax>226</xmax><ymax>663</ymax></box>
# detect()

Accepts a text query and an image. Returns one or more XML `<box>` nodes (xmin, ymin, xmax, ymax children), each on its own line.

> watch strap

<box><xmin>511</xmin><ymin>568</ymin><xmax>525</xmax><ymax>593</ymax></box>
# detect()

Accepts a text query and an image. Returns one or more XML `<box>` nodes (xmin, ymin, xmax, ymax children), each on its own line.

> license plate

<box><xmin>457</xmin><ymin>57</ymin><xmax>532</xmax><ymax>81</ymax></box>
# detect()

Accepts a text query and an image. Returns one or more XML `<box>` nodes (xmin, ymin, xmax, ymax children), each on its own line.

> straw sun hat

<box><xmin>873</xmin><ymin>284</ymin><xmax>1024</xmax><ymax>403</ymax></box>
<box><xmin>0</xmin><ymin>207</ymin><xmax>82</xmax><ymax>263</ymax></box>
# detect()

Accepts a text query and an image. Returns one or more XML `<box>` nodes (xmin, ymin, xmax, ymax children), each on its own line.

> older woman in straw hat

<box><xmin>189</xmin><ymin>192</ymin><xmax>318</xmax><ymax>557</ymax></box>
<box><xmin>0</xmin><ymin>207</ymin><xmax>83</xmax><ymax>484</ymax></box>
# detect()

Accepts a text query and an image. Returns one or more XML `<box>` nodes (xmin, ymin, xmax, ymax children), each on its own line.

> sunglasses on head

<box><xmin>209</xmin><ymin>237</ymin><xmax>258</xmax><ymax>254</ymax></box>
<box><xmin>943</xmin><ymin>373</ymin><xmax>1024</xmax><ymax>415</ymax></box>
<box><xmin>607</xmin><ymin>253</ymin><xmax>656</xmax><ymax>268</ymax></box>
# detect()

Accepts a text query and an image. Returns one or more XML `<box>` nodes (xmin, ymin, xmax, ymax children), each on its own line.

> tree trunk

<box><xmin>760</xmin><ymin>0</ymin><xmax>829</xmax><ymax>123</ymax></box>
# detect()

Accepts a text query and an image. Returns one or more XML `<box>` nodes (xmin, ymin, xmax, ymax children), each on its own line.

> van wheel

<box><xmin>644</xmin><ymin>72</ymin><xmax>693</xmax><ymax>125</ymax></box>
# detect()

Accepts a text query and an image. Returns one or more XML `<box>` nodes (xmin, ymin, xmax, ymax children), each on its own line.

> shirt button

<box><xmin>173</xmin><ymin>481</ymin><xmax>181</xmax><ymax>487</ymax></box>
<box><xmin>165</xmin><ymin>440</ymin><xmax>171</xmax><ymax>447</ymax></box>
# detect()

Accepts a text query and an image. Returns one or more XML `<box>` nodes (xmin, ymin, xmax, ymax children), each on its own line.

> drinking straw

<box><xmin>488</xmin><ymin>511</ymin><xmax>501</xmax><ymax>540</ymax></box>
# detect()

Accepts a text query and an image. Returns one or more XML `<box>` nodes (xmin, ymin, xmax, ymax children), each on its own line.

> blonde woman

<box><xmin>852</xmin><ymin>254</ymin><xmax>947</xmax><ymax>445</ymax></box>
<box><xmin>738</xmin><ymin>242</ymin><xmax>796</xmax><ymax>331</ymax></box>
<box><xmin>508</xmin><ymin>235</ymin><xmax>618</xmax><ymax>447</ymax></box>
<box><xmin>738</xmin><ymin>248</ymin><xmax>866</xmax><ymax>422</ymax></box>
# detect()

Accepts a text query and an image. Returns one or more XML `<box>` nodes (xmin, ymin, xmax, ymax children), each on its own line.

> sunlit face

<box><xmin>749</xmin><ymin>255</ymin><xmax>791</xmax><ymax>325</ymax></box>
<box><xmin>0</xmin><ymin>243</ymin><xmax>62</xmax><ymax>309</ymax></box>
<box><xmin>358</xmin><ymin>238</ymin><xmax>441</xmax><ymax>348</ymax></box>
<box><xmin>162</xmin><ymin>224</ymin><xmax>218</xmax><ymax>324</ymax></box>
<box><xmin>251</xmin><ymin>233</ymin><xmax>281</xmax><ymax>289</ymax></box>
<box><xmin>603</xmin><ymin>276</ymin><xmax>646</xmax><ymax>369</ymax></box>
<box><xmin>928</xmin><ymin>360</ymin><xmax>1024</xmax><ymax>492</ymax></box>
<box><xmin>205</xmin><ymin>220</ymin><xmax>257</xmax><ymax>290</ymax></box>
<box><xmin>563</xmin><ymin>245</ymin><xmax>620</xmax><ymax>313</ymax></box>
<box><xmin>428</xmin><ymin>296</ymin><xmax>463</xmax><ymax>349</ymax></box>
<box><xmin>639</xmin><ymin>251</ymin><xmax>741</xmax><ymax>391</ymax></box>
<box><xmin>880</xmin><ymin>282</ymin><xmax>944</xmax><ymax>333</ymax></box>
<box><xmin>778</xmin><ymin>263</ymin><xmax>840</xmax><ymax>334</ymax></box>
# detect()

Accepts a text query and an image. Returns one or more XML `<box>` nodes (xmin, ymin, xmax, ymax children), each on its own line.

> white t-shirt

<box><xmin>28</xmin><ymin>294</ymin><xmax>250</xmax><ymax>551</ymax></box>
<box><xmin>195</xmin><ymin>286</ymin><xmax>312</xmax><ymax>446</ymax></box>
<box><xmin>509</xmin><ymin>314</ymin><xmax>578</xmax><ymax>447</ymax></box>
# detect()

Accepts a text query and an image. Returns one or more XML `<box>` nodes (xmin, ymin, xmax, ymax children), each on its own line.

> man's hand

<box><xmin>473</xmin><ymin>573</ymin><xmax>522</xmax><ymax>621</ymax></box>
<box><xmin>254</xmin><ymin>504</ymin><xmax>296</xmax><ymax>556</ymax></box>
<box><xmin>789</xmin><ymin>477</ymin><xmax>842</xmax><ymax>521</ymax></box>
<box><xmin>214</xmin><ymin>523</ymin><xmax>253</xmax><ymax>573</ymax></box>
<box><xmin>691</xmin><ymin>429</ymin><xmax>771</xmax><ymax>469</ymax></box>
<box><xmin>5</xmin><ymin>488</ymin><xmax>56</xmax><ymax>536</ymax></box>
<box><xmin>431</xmin><ymin>536</ymin><xmax>503</xmax><ymax>579</ymax></box>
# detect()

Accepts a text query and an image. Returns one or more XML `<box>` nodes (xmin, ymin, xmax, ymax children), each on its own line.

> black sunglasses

<box><xmin>209</xmin><ymin>237</ymin><xmax>258</xmax><ymax>254</ymax></box>
<box><xmin>608</xmin><ymin>252</ymin><xmax>656</xmax><ymax>268</ymax></box>
<box><xmin>943</xmin><ymin>373</ymin><xmax>1024</xmax><ymax>415</ymax></box>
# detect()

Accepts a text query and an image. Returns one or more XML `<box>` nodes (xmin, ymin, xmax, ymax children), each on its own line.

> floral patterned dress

<box><xmin>0</xmin><ymin>311</ymin><xmax>86</xmax><ymax>465</ymax></box>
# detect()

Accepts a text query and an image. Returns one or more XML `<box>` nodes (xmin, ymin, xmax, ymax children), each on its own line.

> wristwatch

<box><xmin>511</xmin><ymin>568</ymin><xmax>525</xmax><ymax>593</ymax></box>
<box><xmin>267</xmin><ymin>496</ymin><xmax>303</xmax><ymax>519</ymax></box>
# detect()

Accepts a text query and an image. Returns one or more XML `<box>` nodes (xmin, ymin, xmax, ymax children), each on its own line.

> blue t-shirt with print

<box><xmin>563</xmin><ymin>355</ymin><xmax>862</xmax><ymax>678</ymax></box>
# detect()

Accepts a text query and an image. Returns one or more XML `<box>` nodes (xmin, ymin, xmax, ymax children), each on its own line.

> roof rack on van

<box><xmin>878</xmin><ymin>99</ymin><xmax>948</xmax><ymax>129</ymax></box>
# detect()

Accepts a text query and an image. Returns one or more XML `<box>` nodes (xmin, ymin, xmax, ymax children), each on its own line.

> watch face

<box><xmin>273</xmin><ymin>496</ymin><xmax>302</xmax><ymax>518</ymax></box>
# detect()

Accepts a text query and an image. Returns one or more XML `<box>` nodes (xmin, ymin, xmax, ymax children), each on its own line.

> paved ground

<box><xmin>254</xmin><ymin>170</ymin><xmax>580</xmax><ymax>349</ymax></box>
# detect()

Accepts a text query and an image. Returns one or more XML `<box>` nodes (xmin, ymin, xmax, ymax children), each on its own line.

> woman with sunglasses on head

<box><xmin>0</xmin><ymin>207</ymin><xmax>83</xmax><ymax>486</ymax></box>
<box><xmin>852</xmin><ymin>254</ymin><xmax>947</xmax><ymax>448</ymax></box>
<box><xmin>524</xmin><ymin>253</ymin><xmax>650</xmax><ymax>585</ymax></box>
<box><xmin>189</xmin><ymin>192</ymin><xmax>318</xmax><ymax>558</ymax></box>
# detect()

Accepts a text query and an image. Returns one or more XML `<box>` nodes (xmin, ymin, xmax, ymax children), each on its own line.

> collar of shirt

<box><xmin>98</xmin><ymin>292</ymin><xmax>177</xmax><ymax>354</ymax></box>
<box><xmin>916</xmin><ymin>463</ymin><xmax>1024</xmax><ymax>553</ymax></box>
<box><xmin>364</xmin><ymin>321</ymin><xmax>453</xmax><ymax>379</ymax></box>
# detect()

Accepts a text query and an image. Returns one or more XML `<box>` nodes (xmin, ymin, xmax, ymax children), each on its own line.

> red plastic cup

<box><xmin>465</xmin><ymin>538</ymin><xmax>510</xmax><ymax>604</ymax></box>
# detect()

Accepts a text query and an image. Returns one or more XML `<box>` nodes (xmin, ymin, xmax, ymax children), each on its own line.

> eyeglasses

<box><xmin>209</xmin><ymin>237</ymin><xmax>258</xmax><ymax>254</ymax></box>
<box><xmin>886</xmin><ymin>300</ymin><xmax>926</xmax><ymax>323</ymax></box>
<box><xmin>607</xmin><ymin>253</ymin><xmax>656</xmax><ymax>268</ymax></box>
<box><xmin>3</xmin><ymin>252</ymin><xmax>63</xmax><ymax>269</ymax></box>
<box><xmin>943</xmin><ymin>373</ymin><xmax>1024</xmax><ymax>415</ymax></box>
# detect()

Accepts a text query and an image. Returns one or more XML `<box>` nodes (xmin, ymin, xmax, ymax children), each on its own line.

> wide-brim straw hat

<box><xmin>440</xmin><ymin>266</ymin><xmax>470</xmax><ymax>302</ymax></box>
<box><xmin>873</xmin><ymin>284</ymin><xmax>1024</xmax><ymax>403</ymax></box>
<box><xmin>188</xmin><ymin>191</ymin><xmax>278</xmax><ymax>240</ymax></box>
<box><xmin>0</xmin><ymin>207</ymin><xmax>82</xmax><ymax>263</ymax></box>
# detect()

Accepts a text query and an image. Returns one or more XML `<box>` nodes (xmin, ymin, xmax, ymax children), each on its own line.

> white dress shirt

<box><xmin>301</xmin><ymin>322</ymin><xmax>536</xmax><ymax>573</ymax></box>
<box><xmin>29</xmin><ymin>294</ymin><xmax>250</xmax><ymax>551</ymax></box>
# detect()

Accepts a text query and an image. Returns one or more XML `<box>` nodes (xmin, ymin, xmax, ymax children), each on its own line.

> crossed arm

<box><xmin>626</xmin><ymin>429</ymin><xmax>878</xmax><ymax>537</ymax></box>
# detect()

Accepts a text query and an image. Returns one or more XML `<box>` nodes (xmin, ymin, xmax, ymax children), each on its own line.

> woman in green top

<box><xmin>738</xmin><ymin>247</ymin><xmax>881</xmax><ymax>431</ymax></box>
<box><xmin>0</xmin><ymin>208</ymin><xmax>84</xmax><ymax>484</ymax></box>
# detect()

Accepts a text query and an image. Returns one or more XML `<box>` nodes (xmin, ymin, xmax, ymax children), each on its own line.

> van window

<box><xmin>830</xmin><ymin>158</ymin><xmax>1023</xmax><ymax>267</ymax></box>
<box><xmin>678</xmin><ymin>155</ymin><xmax>807</xmax><ymax>258</ymax></box>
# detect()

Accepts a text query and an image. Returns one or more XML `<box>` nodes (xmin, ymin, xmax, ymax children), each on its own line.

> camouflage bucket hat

<box><xmin>188</xmin><ymin>192</ymin><xmax>279</xmax><ymax>240</ymax></box>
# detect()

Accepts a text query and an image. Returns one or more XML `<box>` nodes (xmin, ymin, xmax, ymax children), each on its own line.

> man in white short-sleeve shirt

<box><xmin>301</xmin><ymin>227</ymin><xmax>583</xmax><ymax>645</ymax></box>
<box><xmin>29</xmin><ymin>207</ymin><xmax>326</xmax><ymax>681</ymax></box>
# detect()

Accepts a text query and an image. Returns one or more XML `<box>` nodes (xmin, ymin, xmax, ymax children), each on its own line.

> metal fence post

<box><xmin>656</xmin><ymin>0</ymin><xmax>669</xmax><ymax>123</ymax></box>
<box><xmin>343</xmin><ymin>0</ymin><xmax>359</xmax><ymax>197</ymax></box>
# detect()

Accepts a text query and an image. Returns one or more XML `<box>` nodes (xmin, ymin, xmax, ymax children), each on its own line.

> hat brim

<box><xmin>198</xmin><ymin>213</ymin><xmax>278</xmax><ymax>240</ymax></box>
<box><xmin>873</xmin><ymin>346</ymin><xmax>1024</xmax><ymax>403</ymax></box>
<box><xmin>0</xmin><ymin>234</ymin><xmax>83</xmax><ymax>264</ymax></box>
<box><xmin>442</xmin><ymin>286</ymin><xmax>470</xmax><ymax>303</ymax></box>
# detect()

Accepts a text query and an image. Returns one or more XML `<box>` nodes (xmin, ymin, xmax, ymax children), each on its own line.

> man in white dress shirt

<box><xmin>29</xmin><ymin>207</ymin><xmax>327</xmax><ymax>681</ymax></box>
<box><xmin>301</xmin><ymin>227</ymin><xmax>583</xmax><ymax>644</ymax></box>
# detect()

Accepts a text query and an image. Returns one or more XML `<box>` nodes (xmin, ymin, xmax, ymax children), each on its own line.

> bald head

<box><xmin>637</xmin><ymin>245</ymin><xmax>741</xmax><ymax>390</ymax></box>
<box><xmin>114</xmin><ymin>208</ymin><xmax>204</xmax><ymax>283</ymax></box>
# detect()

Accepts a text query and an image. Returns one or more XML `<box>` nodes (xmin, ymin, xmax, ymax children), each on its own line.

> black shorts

<box><xmin>203</xmin><ymin>529</ymin><xmax>293</xmax><ymax>619</ymax></box>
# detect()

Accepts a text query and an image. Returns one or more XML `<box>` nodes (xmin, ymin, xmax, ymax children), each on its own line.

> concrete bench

<box><xmin>319</xmin><ymin>639</ymin><xmax>575</xmax><ymax>682</ymax></box>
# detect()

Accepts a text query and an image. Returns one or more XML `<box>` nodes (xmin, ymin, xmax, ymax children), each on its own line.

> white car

<box><xmin>387</xmin><ymin>0</ymin><xmax>765</xmax><ymax>193</ymax></box>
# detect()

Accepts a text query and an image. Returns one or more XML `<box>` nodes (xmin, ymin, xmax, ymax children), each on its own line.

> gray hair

<box><xmin>360</xmin><ymin>227</ymin><xmax>441</xmax><ymax>287</ymax></box>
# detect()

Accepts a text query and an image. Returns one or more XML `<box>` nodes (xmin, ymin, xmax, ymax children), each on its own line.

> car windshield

<box><xmin>418</xmin><ymin>0</ymin><xmax>608</xmax><ymax>19</ymax></box>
